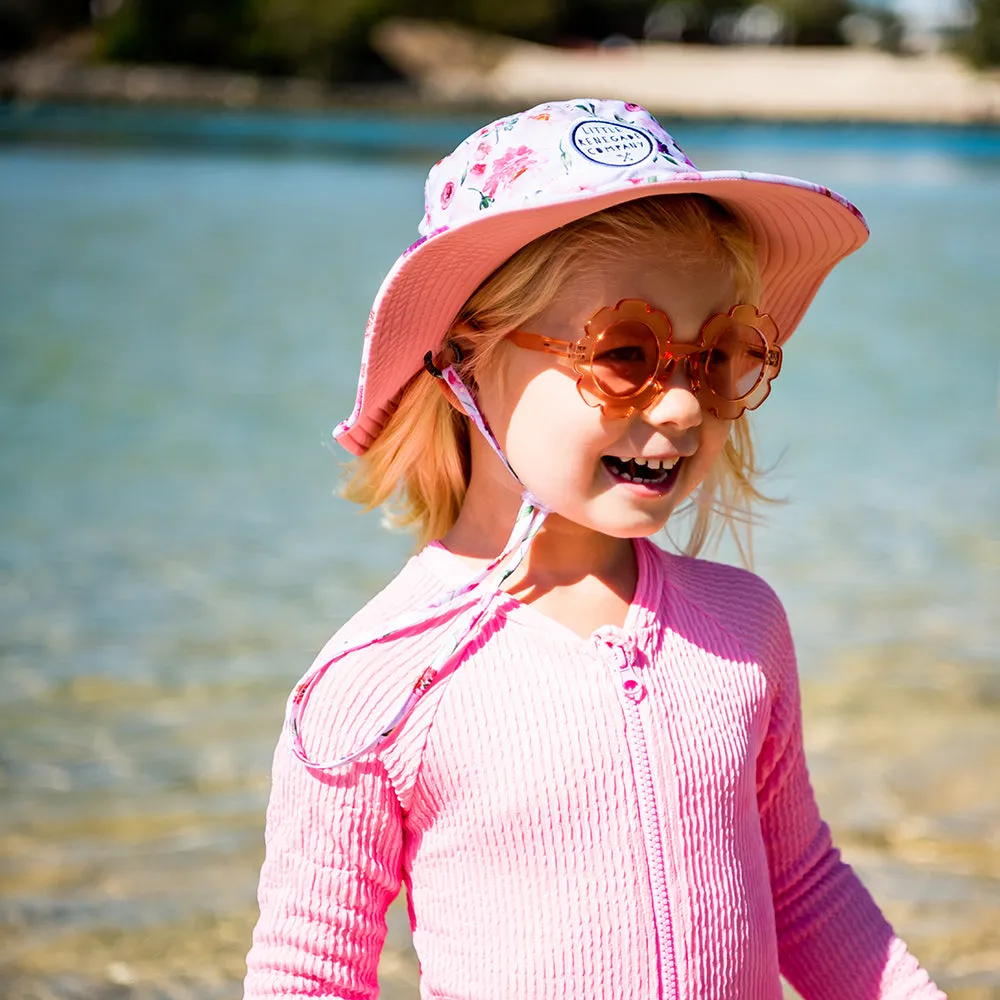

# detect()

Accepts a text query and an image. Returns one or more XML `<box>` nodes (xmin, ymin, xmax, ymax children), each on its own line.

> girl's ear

<box><xmin>428</xmin><ymin>361</ymin><xmax>462</xmax><ymax>412</ymax></box>
<box><xmin>448</xmin><ymin>321</ymin><xmax>477</xmax><ymax>363</ymax></box>
<box><xmin>425</xmin><ymin>325</ymin><xmax>476</xmax><ymax>412</ymax></box>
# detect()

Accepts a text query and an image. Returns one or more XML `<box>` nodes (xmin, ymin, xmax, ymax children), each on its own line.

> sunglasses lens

<box><xmin>704</xmin><ymin>321</ymin><xmax>768</xmax><ymax>401</ymax></box>
<box><xmin>590</xmin><ymin>321</ymin><xmax>660</xmax><ymax>397</ymax></box>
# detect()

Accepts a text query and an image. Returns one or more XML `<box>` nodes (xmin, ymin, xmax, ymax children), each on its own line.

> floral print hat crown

<box><xmin>424</xmin><ymin>99</ymin><xmax>695</xmax><ymax>226</ymax></box>
<box><xmin>334</xmin><ymin>98</ymin><xmax>868</xmax><ymax>457</ymax></box>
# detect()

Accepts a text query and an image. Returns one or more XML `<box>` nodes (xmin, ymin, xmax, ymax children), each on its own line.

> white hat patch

<box><xmin>570</xmin><ymin>120</ymin><xmax>654</xmax><ymax>167</ymax></box>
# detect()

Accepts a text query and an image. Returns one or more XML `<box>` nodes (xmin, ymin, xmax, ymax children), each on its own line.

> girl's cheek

<box><xmin>686</xmin><ymin>422</ymin><xmax>731</xmax><ymax>494</ymax></box>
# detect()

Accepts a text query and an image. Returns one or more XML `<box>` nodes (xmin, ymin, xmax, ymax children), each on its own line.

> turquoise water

<box><xmin>1</xmin><ymin>111</ymin><xmax>998</xmax><ymax>998</ymax></box>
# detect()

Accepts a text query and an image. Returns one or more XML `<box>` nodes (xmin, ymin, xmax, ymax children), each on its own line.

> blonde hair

<box><xmin>342</xmin><ymin>194</ymin><xmax>771</xmax><ymax>562</ymax></box>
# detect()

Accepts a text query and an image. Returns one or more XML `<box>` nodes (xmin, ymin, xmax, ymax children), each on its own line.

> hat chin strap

<box><xmin>440</xmin><ymin>361</ymin><xmax>550</xmax><ymax>575</ymax></box>
<box><xmin>439</xmin><ymin>365</ymin><xmax>548</xmax><ymax>513</ymax></box>
<box><xmin>283</xmin><ymin>368</ymin><xmax>549</xmax><ymax>772</ymax></box>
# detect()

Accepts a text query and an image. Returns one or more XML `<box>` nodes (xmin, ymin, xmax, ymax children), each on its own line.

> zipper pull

<box><xmin>619</xmin><ymin>661</ymin><xmax>646</xmax><ymax>702</ymax></box>
<box><xmin>603</xmin><ymin>638</ymin><xmax>646</xmax><ymax>702</ymax></box>
<box><xmin>593</xmin><ymin>629</ymin><xmax>646</xmax><ymax>702</ymax></box>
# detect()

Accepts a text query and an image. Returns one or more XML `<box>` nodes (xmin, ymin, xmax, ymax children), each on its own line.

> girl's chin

<box><xmin>533</xmin><ymin>508</ymin><xmax>670</xmax><ymax>541</ymax></box>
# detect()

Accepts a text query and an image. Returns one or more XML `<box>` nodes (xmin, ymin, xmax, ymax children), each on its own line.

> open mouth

<box><xmin>602</xmin><ymin>455</ymin><xmax>680</xmax><ymax>491</ymax></box>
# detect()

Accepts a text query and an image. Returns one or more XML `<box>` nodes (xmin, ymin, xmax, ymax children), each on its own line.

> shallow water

<box><xmin>0</xmin><ymin>113</ymin><xmax>998</xmax><ymax>998</ymax></box>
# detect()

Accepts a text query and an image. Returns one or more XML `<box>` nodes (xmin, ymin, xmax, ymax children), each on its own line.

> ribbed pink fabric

<box><xmin>245</xmin><ymin>539</ymin><xmax>944</xmax><ymax>999</ymax></box>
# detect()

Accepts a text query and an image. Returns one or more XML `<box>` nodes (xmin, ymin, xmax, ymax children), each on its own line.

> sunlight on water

<box><xmin>1</xmin><ymin>118</ymin><xmax>997</xmax><ymax>999</ymax></box>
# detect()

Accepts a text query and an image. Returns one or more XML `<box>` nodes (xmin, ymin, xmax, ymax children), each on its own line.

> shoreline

<box><xmin>373</xmin><ymin>20</ymin><xmax>1000</xmax><ymax>126</ymax></box>
<box><xmin>2</xmin><ymin>23</ymin><xmax>1000</xmax><ymax>126</ymax></box>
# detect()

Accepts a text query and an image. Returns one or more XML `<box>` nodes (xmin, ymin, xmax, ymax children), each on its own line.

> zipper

<box><xmin>600</xmin><ymin>635</ymin><xmax>677</xmax><ymax>999</ymax></box>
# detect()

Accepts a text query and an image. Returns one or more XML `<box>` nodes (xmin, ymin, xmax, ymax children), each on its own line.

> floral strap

<box><xmin>441</xmin><ymin>365</ymin><xmax>531</xmax><ymax>491</ymax></box>
<box><xmin>284</xmin><ymin>495</ymin><xmax>546</xmax><ymax>770</ymax></box>
<box><xmin>285</xmin><ymin>367</ymin><xmax>549</xmax><ymax>771</ymax></box>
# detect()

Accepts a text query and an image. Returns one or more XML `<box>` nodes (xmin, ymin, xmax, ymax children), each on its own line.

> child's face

<box><xmin>472</xmin><ymin>248</ymin><xmax>736</xmax><ymax>542</ymax></box>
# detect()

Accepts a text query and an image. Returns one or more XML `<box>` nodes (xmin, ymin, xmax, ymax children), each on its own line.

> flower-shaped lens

<box><xmin>590</xmin><ymin>320</ymin><xmax>662</xmax><ymax>396</ymax></box>
<box><xmin>578</xmin><ymin>300</ymin><xmax>673</xmax><ymax>418</ymax></box>
<box><xmin>698</xmin><ymin>305</ymin><xmax>781</xmax><ymax>419</ymax></box>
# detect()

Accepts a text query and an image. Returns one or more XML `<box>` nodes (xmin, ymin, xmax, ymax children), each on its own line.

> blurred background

<box><xmin>2</xmin><ymin>0</ymin><xmax>1000</xmax><ymax>80</ymax></box>
<box><xmin>1</xmin><ymin>2</ymin><xmax>999</xmax><ymax>999</ymax></box>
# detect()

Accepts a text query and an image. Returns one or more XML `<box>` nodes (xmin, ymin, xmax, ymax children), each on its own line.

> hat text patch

<box><xmin>570</xmin><ymin>120</ymin><xmax>654</xmax><ymax>167</ymax></box>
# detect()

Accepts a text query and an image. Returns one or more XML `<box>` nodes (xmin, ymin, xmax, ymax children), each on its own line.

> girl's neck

<box><xmin>440</xmin><ymin>508</ymin><xmax>639</xmax><ymax>638</ymax></box>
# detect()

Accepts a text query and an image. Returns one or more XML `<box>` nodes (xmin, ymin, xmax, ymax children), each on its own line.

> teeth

<box><xmin>604</xmin><ymin>455</ymin><xmax>681</xmax><ymax>484</ymax></box>
<box><xmin>629</xmin><ymin>457</ymin><xmax>677</xmax><ymax>471</ymax></box>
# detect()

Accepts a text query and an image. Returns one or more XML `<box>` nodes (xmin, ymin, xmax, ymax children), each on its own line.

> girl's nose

<box><xmin>641</xmin><ymin>366</ymin><xmax>703</xmax><ymax>430</ymax></box>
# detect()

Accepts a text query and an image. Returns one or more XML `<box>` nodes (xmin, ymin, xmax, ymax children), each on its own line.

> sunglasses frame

<box><xmin>507</xmin><ymin>298</ymin><xmax>783</xmax><ymax>420</ymax></box>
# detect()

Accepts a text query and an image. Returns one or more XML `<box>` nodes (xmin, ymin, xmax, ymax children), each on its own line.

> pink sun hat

<box><xmin>334</xmin><ymin>97</ymin><xmax>869</xmax><ymax>457</ymax></box>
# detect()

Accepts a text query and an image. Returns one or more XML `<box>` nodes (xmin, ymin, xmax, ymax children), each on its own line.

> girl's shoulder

<box><xmin>332</xmin><ymin>548</ymin><xmax>453</xmax><ymax>645</ymax></box>
<box><xmin>292</xmin><ymin>550</ymin><xmax>456</xmax><ymax>772</ymax></box>
<box><xmin>642</xmin><ymin>541</ymin><xmax>793</xmax><ymax>667</ymax></box>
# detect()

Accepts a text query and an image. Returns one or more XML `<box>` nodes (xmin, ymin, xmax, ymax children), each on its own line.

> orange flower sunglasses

<box><xmin>507</xmin><ymin>298</ymin><xmax>782</xmax><ymax>420</ymax></box>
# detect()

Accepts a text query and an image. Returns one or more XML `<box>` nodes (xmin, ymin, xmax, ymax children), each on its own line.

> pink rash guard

<box><xmin>245</xmin><ymin>538</ymin><xmax>944</xmax><ymax>999</ymax></box>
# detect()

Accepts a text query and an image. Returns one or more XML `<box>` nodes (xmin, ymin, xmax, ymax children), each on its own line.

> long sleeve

<box><xmin>243</xmin><ymin>736</ymin><xmax>404</xmax><ymax>999</ymax></box>
<box><xmin>756</xmin><ymin>607</ymin><xmax>945</xmax><ymax>1000</ymax></box>
<box><xmin>243</xmin><ymin>557</ymin><xmax>459</xmax><ymax>999</ymax></box>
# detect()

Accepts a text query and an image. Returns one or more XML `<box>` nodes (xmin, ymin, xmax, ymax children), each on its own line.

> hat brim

<box><xmin>335</xmin><ymin>171</ymin><xmax>868</xmax><ymax>456</ymax></box>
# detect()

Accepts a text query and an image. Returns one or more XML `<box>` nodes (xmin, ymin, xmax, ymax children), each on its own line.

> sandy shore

<box><xmin>492</xmin><ymin>42</ymin><xmax>1000</xmax><ymax>123</ymax></box>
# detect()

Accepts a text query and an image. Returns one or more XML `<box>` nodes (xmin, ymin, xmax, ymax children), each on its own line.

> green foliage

<box><xmin>97</xmin><ymin>0</ymin><xmax>566</xmax><ymax>81</ymax></box>
<box><xmin>408</xmin><ymin>0</ymin><xmax>562</xmax><ymax>39</ymax></box>
<box><xmin>964</xmin><ymin>0</ymin><xmax>1000</xmax><ymax>67</ymax></box>
<box><xmin>640</xmin><ymin>0</ymin><xmax>852</xmax><ymax>45</ymax></box>
<box><xmin>97</xmin><ymin>0</ymin><xmax>563</xmax><ymax>81</ymax></box>
<box><xmin>766</xmin><ymin>0</ymin><xmax>853</xmax><ymax>45</ymax></box>
<box><xmin>90</xmin><ymin>0</ymin><xmax>914</xmax><ymax>82</ymax></box>
<box><xmin>100</xmin><ymin>0</ymin><xmax>254</xmax><ymax>67</ymax></box>
<box><xmin>243</xmin><ymin>0</ymin><xmax>400</xmax><ymax>79</ymax></box>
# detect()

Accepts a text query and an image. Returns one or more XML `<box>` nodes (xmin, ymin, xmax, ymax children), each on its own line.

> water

<box><xmin>1</xmin><ymin>111</ymin><xmax>998</xmax><ymax>999</ymax></box>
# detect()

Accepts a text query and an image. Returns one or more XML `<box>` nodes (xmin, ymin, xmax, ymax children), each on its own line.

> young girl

<box><xmin>245</xmin><ymin>99</ymin><xmax>944</xmax><ymax>999</ymax></box>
